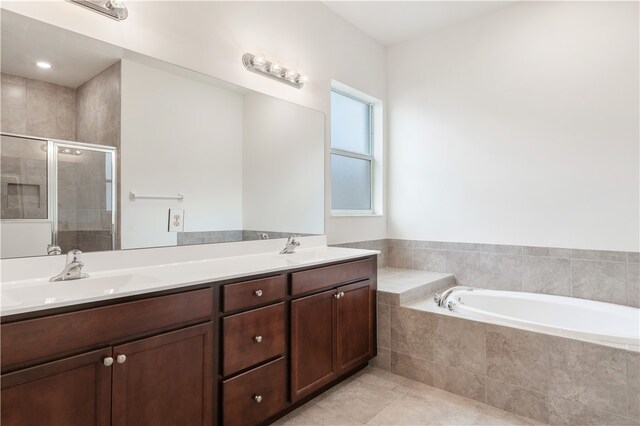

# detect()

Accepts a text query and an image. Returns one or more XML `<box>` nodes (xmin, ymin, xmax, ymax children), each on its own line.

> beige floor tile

<box><xmin>273</xmin><ymin>402</ymin><xmax>363</xmax><ymax>425</ymax></box>
<box><xmin>281</xmin><ymin>367</ymin><xmax>542</xmax><ymax>426</ymax></box>
<box><xmin>313</xmin><ymin>369</ymin><xmax>408</xmax><ymax>423</ymax></box>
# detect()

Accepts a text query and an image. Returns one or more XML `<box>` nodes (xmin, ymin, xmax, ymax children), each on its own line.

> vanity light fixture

<box><xmin>67</xmin><ymin>0</ymin><xmax>128</xmax><ymax>21</ymax></box>
<box><xmin>242</xmin><ymin>53</ymin><xmax>307</xmax><ymax>89</ymax></box>
<box><xmin>36</xmin><ymin>61</ymin><xmax>52</xmax><ymax>69</ymax></box>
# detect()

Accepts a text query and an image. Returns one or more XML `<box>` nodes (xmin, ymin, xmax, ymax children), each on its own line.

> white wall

<box><xmin>387</xmin><ymin>2</ymin><xmax>639</xmax><ymax>251</ymax></box>
<box><xmin>0</xmin><ymin>221</ymin><xmax>51</xmax><ymax>258</ymax></box>
<box><xmin>242</xmin><ymin>92</ymin><xmax>324</xmax><ymax>235</ymax></box>
<box><xmin>2</xmin><ymin>1</ymin><xmax>388</xmax><ymax>245</ymax></box>
<box><xmin>120</xmin><ymin>59</ymin><xmax>243</xmax><ymax>249</ymax></box>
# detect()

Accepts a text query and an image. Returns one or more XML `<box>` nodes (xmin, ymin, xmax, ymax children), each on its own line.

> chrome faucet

<box><xmin>279</xmin><ymin>235</ymin><xmax>300</xmax><ymax>254</ymax></box>
<box><xmin>47</xmin><ymin>244</ymin><xmax>62</xmax><ymax>256</ymax></box>
<box><xmin>50</xmin><ymin>249</ymin><xmax>89</xmax><ymax>282</ymax></box>
<box><xmin>433</xmin><ymin>286</ymin><xmax>473</xmax><ymax>308</ymax></box>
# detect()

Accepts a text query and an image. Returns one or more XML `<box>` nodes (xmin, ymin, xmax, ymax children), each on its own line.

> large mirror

<box><xmin>0</xmin><ymin>10</ymin><xmax>324</xmax><ymax>259</ymax></box>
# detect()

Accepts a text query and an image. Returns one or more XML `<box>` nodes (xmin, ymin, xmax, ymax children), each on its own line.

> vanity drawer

<box><xmin>222</xmin><ymin>357</ymin><xmax>286</xmax><ymax>426</ymax></box>
<box><xmin>222</xmin><ymin>275</ymin><xmax>285</xmax><ymax>312</ymax></box>
<box><xmin>222</xmin><ymin>303</ymin><xmax>285</xmax><ymax>376</ymax></box>
<box><xmin>291</xmin><ymin>258</ymin><xmax>374</xmax><ymax>296</ymax></box>
<box><xmin>1</xmin><ymin>288</ymin><xmax>214</xmax><ymax>369</ymax></box>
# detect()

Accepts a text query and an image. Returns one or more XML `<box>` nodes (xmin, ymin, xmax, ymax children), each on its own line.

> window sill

<box><xmin>330</xmin><ymin>212</ymin><xmax>384</xmax><ymax>218</ymax></box>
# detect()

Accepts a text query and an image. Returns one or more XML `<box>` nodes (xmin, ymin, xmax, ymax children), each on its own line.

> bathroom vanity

<box><xmin>1</xmin><ymin>252</ymin><xmax>377</xmax><ymax>426</ymax></box>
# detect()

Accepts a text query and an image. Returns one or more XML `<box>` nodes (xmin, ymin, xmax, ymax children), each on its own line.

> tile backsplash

<box><xmin>332</xmin><ymin>239</ymin><xmax>639</xmax><ymax>308</ymax></box>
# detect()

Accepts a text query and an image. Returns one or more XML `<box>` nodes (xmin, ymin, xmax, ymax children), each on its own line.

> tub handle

<box><xmin>434</xmin><ymin>293</ymin><xmax>442</xmax><ymax>306</ymax></box>
<box><xmin>446</xmin><ymin>299</ymin><xmax>456</xmax><ymax>311</ymax></box>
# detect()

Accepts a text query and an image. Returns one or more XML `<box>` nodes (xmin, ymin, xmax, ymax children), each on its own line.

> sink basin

<box><xmin>1</xmin><ymin>274</ymin><xmax>160</xmax><ymax>310</ymax></box>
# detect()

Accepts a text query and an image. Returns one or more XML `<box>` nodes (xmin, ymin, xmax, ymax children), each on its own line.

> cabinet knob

<box><xmin>254</xmin><ymin>289</ymin><xmax>263</xmax><ymax>297</ymax></box>
<box><xmin>254</xmin><ymin>395</ymin><xmax>263</xmax><ymax>403</ymax></box>
<box><xmin>334</xmin><ymin>293</ymin><xmax>341</xmax><ymax>299</ymax></box>
<box><xmin>254</xmin><ymin>335</ymin><xmax>263</xmax><ymax>343</ymax></box>
<box><xmin>103</xmin><ymin>356</ymin><xmax>114</xmax><ymax>367</ymax></box>
<box><xmin>340</xmin><ymin>291</ymin><xmax>345</xmax><ymax>298</ymax></box>
<box><xmin>116</xmin><ymin>354</ymin><xmax>127</xmax><ymax>364</ymax></box>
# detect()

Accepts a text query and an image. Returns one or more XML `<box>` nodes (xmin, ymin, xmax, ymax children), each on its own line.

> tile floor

<box><xmin>274</xmin><ymin>367</ymin><xmax>541</xmax><ymax>426</ymax></box>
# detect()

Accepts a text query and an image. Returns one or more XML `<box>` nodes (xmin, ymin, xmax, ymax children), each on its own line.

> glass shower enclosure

<box><xmin>1</xmin><ymin>133</ymin><xmax>116</xmax><ymax>258</ymax></box>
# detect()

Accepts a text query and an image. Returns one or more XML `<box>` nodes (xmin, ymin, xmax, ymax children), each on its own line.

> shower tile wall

<box><xmin>333</xmin><ymin>239</ymin><xmax>639</xmax><ymax>307</ymax></box>
<box><xmin>76</xmin><ymin>62</ymin><xmax>121</xmax><ymax>148</ymax></box>
<box><xmin>75</xmin><ymin>62</ymin><xmax>121</xmax><ymax>251</ymax></box>
<box><xmin>1</xmin><ymin>73</ymin><xmax>76</xmax><ymax>140</ymax></box>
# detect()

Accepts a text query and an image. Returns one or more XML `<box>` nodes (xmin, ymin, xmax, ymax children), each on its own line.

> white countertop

<box><xmin>1</xmin><ymin>244</ymin><xmax>378</xmax><ymax>317</ymax></box>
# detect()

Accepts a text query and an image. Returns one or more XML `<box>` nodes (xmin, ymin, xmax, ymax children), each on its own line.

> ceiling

<box><xmin>1</xmin><ymin>10</ymin><xmax>123</xmax><ymax>88</ymax></box>
<box><xmin>323</xmin><ymin>1</ymin><xmax>511</xmax><ymax>46</ymax></box>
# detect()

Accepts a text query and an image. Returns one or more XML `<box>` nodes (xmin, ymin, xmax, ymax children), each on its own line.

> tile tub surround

<box><xmin>334</xmin><ymin>239</ymin><xmax>640</xmax><ymax>307</ymax></box>
<box><xmin>332</xmin><ymin>239</ymin><xmax>389</xmax><ymax>268</ymax></box>
<box><xmin>377</xmin><ymin>268</ymin><xmax>455</xmax><ymax>306</ymax></box>
<box><xmin>374</xmin><ymin>297</ymin><xmax>640</xmax><ymax>425</ymax></box>
<box><xmin>274</xmin><ymin>367</ymin><xmax>541</xmax><ymax>425</ymax></box>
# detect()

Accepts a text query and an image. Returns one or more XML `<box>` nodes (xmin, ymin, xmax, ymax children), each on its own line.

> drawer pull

<box><xmin>254</xmin><ymin>394</ymin><xmax>263</xmax><ymax>403</ymax></box>
<box><xmin>254</xmin><ymin>289</ymin><xmax>263</xmax><ymax>297</ymax></box>
<box><xmin>254</xmin><ymin>335</ymin><xmax>263</xmax><ymax>343</ymax></box>
<box><xmin>116</xmin><ymin>354</ymin><xmax>127</xmax><ymax>364</ymax></box>
<box><xmin>103</xmin><ymin>356</ymin><xmax>114</xmax><ymax>367</ymax></box>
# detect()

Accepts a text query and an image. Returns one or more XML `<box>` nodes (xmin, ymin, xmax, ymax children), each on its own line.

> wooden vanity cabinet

<box><xmin>290</xmin><ymin>259</ymin><xmax>376</xmax><ymax>402</ymax></box>
<box><xmin>1</xmin><ymin>322</ymin><xmax>214</xmax><ymax>426</ymax></box>
<box><xmin>290</xmin><ymin>289</ymin><xmax>337</xmax><ymax>401</ymax></box>
<box><xmin>1</xmin><ymin>255</ymin><xmax>377</xmax><ymax>426</ymax></box>
<box><xmin>111</xmin><ymin>323</ymin><xmax>213</xmax><ymax>426</ymax></box>
<box><xmin>1</xmin><ymin>348</ymin><xmax>113</xmax><ymax>426</ymax></box>
<box><xmin>1</xmin><ymin>288</ymin><xmax>215</xmax><ymax>426</ymax></box>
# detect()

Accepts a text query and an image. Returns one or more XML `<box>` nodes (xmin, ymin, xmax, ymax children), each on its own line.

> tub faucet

<box><xmin>434</xmin><ymin>286</ymin><xmax>473</xmax><ymax>308</ymax></box>
<box><xmin>280</xmin><ymin>235</ymin><xmax>300</xmax><ymax>254</ymax></box>
<box><xmin>47</xmin><ymin>244</ymin><xmax>62</xmax><ymax>256</ymax></box>
<box><xmin>50</xmin><ymin>249</ymin><xmax>89</xmax><ymax>282</ymax></box>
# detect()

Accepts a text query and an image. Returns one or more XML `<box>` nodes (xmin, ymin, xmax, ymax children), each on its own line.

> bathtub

<box><xmin>433</xmin><ymin>287</ymin><xmax>640</xmax><ymax>349</ymax></box>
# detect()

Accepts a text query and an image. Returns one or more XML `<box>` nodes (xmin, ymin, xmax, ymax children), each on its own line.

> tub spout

<box><xmin>434</xmin><ymin>286</ymin><xmax>474</xmax><ymax>308</ymax></box>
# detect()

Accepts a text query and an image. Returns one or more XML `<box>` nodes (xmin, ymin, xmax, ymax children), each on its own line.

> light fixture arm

<box><xmin>67</xmin><ymin>0</ymin><xmax>128</xmax><ymax>21</ymax></box>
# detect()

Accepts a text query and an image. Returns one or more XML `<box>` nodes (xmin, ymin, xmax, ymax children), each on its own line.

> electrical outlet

<box><xmin>168</xmin><ymin>209</ymin><xmax>184</xmax><ymax>232</ymax></box>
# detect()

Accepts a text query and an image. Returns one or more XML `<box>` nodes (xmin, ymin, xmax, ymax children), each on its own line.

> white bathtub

<box><xmin>424</xmin><ymin>287</ymin><xmax>640</xmax><ymax>350</ymax></box>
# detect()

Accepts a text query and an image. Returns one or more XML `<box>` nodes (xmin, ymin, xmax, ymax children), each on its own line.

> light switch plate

<box><xmin>168</xmin><ymin>209</ymin><xmax>184</xmax><ymax>232</ymax></box>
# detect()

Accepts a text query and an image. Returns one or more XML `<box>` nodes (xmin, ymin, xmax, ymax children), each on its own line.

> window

<box><xmin>330</xmin><ymin>89</ymin><xmax>374</xmax><ymax>213</ymax></box>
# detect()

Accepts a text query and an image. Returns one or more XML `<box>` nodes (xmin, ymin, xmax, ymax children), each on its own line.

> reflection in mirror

<box><xmin>0</xmin><ymin>10</ymin><xmax>324</xmax><ymax>259</ymax></box>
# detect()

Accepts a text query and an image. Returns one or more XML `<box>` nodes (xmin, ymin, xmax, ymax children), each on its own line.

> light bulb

<box><xmin>270</xmin><ymin>62</ymin><xmax>282</xmax><ymax>74</ymax></box>
<box><xmin>297</xmin><ymin>74</ymin><xmax>308</xmax><ymax>84</ymax></box>
<box><xmin>36</xmin><ymin>61</ymin><xmax>51</xmax><ymax>69</ymax></box>
<box><xmin>106</xmin><ymin>0</ymin><xmax>125</xmax><ymax>10</ymax></box>
<box><xmin>252</xmin><ymin>55</ymin><xmax>266</xmax><ymax>67</ymax></box>
<box><xmin>285</xmin><ymin>70</ymin><xmax>297</xmax><ymax>81</ymax></box>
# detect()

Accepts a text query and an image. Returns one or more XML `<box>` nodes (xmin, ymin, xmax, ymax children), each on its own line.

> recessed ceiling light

<box><xmin>36</xmin><ymin>62</ymin><xmax>52</xmax><ymax>69</ymax></box>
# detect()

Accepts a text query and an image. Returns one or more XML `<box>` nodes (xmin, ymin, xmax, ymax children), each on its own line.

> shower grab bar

<box><xmin>129</xmin><ymin>191</ymin><xmax>184</xmax><ymax>201</ymax></box>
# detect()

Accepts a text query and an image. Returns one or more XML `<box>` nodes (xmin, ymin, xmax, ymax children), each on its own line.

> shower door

<box><xmin>0</xmin><ymin>133</ymin><xmax>116</xmax><ymax>257</ymax></box>
<box><xmin>53</xmin><ymin>142</ymin><xmax>116</xmax><ymax>253</ymax></box>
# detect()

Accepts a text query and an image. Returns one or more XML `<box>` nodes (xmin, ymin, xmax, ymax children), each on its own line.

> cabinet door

<box><xmin>290</xmin><ymin>289</ymin><xmax>336</xmax><ymax>401</ymax></box>
<box><xmin>112</xmin><ymin>322</ymin><xmax>213</xmax><ymax>426</ymax></box>
<box><xmin>336</xmin><ymin>280</ymin><xmax>373</xmax><ymax>374</ymax></box>
<box><xmin>1</xmin><ymin>348</ymin><xmax>112</xmax><ymax>426</ymax></box>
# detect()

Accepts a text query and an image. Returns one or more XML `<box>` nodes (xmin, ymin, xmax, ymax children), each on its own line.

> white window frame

<box><xmin>330</xmin><ymin>88</ymin><xmax>375</xmax><ymax>215</ymax></box>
